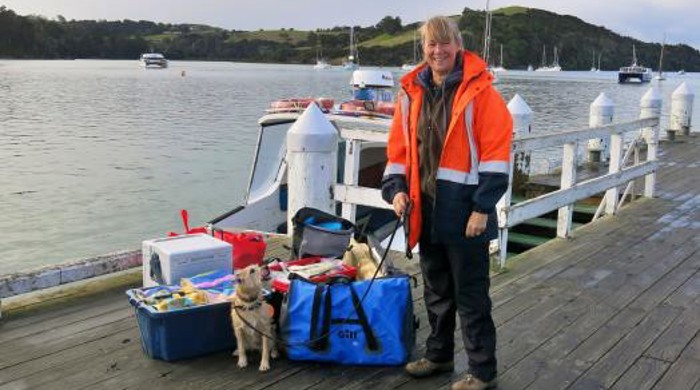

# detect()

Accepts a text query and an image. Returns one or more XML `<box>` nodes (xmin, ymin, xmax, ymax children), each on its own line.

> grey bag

<box><xmin>291</xmin><ymin>207</ymin><xmax>354</xmax><ymax>259</ymax></box>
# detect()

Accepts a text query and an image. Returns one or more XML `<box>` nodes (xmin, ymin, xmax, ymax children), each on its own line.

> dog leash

<box><xmin>233</xmin><ymin>207</ymin><xmax>410</xmax><ymax>348</ymax></box>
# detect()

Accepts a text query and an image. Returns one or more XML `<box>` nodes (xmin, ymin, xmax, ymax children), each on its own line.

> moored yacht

<box><xmin>618</xmin><ymin>45</ymin><xmax>652</xmax><ymax>83</ymax></box>
<box><xmin>139</xmin><ymin>53</ymin><xmax>168</xmax><ymax>68</ymax></box>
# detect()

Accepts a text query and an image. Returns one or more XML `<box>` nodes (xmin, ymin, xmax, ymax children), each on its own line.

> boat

<box><xmin>527</xmin><ymin>64</ymin><xmax>534</xmax><ymax>72</ymax></box>
<box><xmin>209</xmin><ymin>110</ymin><xmax>395</xmax><ymax>236</ymax></box>
<box><xmin>653</xmin><ymin>38</ymin><xmax>666</xmax><ymax>81</ymax></box>
<box><xmin>139</xmin><ymin>53</ymin><xmax>168</xmax><ymax>68</ymax></box>
<box><xmin>491</xmin><ymin>44</ymin><xmax>507</xmax><ymax>73</ymax></box>
<box><xmin>590</xmin><ymin>50</ymin><xmax>597</xmax><ymax>72</ymax></box>
<box><xmin>481</xmin><ymin>0</ymin><xmax>500</xmax><ymax>83</ymax></box>
<box><xmin>401</xmin><ymin>30</ymin><xmax>419</xmax><ymax>72</ymax></box>
<box><xmin>677</xmin><ymin>70</ymin><xmax>685</xmax><ymax>75</ymax></box>
<box><xmin>618</xmin><ymin>45</ymin><xmax>652</xmax><ymax>83</ymax></box>
<box><xmin>342</xmin><ymin>27</ymin><xmax>359</xmax><ymax>71</ymax></box>
<box><xmin>313</xmin><ymin>40</ymin><xmax>332</xmax><ymax>70</ymax></box>
<box><xmin>535</xmin><ymin>45</ymin><xmax>562</xmax><ymax>72</ymax></box>
<box><xmin>337</xmin><ymin>70</ymin><xmax>395</xmax><ymax>118</ymax></box>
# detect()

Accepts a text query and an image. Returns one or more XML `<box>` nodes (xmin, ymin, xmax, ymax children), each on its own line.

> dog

<box><xmin>230</xmin><ymin>265</ymin><xmax>278</xmax><ymax>371</ymax></box>
<box><xmin>342</xmin><ymin>237</ymin><xmax>384</xmax><ymax>281</ymax></box>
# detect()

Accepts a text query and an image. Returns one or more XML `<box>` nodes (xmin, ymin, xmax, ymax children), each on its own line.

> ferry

<box><xmin>139</xmin><ymin>53</ymin><xmax>168</xmax><ymax>68</ymax></box>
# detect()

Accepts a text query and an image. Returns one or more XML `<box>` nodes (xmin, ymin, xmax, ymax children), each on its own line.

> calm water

<box><xmin>1</xmin><ymin>60</ymin><xmax>698</xmax><ymax>274</ymax></box>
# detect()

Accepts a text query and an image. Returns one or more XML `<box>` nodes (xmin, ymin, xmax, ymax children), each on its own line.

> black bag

<box><xmin>291</xmin><ymin>207</ymin><xmax>354</xmax><ymax>259</ymax></box>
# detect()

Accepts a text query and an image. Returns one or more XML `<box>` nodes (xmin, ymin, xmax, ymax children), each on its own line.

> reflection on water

<box><xmin>0</xmin><ymin>60</ymin><xmax>698</xmax><ymax>274</ymax></box>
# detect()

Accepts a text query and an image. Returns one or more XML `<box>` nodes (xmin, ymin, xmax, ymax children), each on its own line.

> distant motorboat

<box><xmin>618</xmin><ymin>45</ymin><xmax>652</xmax><ymax>83</ymax></box>
<box><xmin>677</xmin><ymin>69</ymin><xmax>686</xmax><ymax>75</ymax></box>
<box><xmin>139</xmin><ymin>53</ymin><xmax>168</xmax><ymax>68</ymax></box>
<box><xmin>401</xmin><ymin>63</ymin><xmax>417</xmax><ymax>72</ymax></box>
<box><xmin>527</xmin><ymin>64</ymin><xmax>534</xmax><ymax>71</ymax></box>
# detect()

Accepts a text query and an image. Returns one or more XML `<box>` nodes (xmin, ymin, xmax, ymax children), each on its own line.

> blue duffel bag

<box><xmin>282</xmin><ymin>274</ymin><xmax>415</xmax><ymax>366</ymax></box>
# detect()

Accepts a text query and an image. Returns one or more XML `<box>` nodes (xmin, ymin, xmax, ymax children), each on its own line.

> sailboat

<box><xmin>597</xmin><ymin>52</ymin><xmax>602</xmax><ymax>72</ymax></box>
<box><xmin>342</xmin><ymin>26</ymin><xmax>359</xmax><ymax>71</ymax></box>
<box><xmin>481</xmin><ymin>0</ymin><xmax>500</xmax><ymax>83</ymax></box>
<box><xmin>313</xmin><ymin>40</ymin><xmax>332</xmax><ymax>70</ymax></box>
<box><xmin>401</xmin><ymin>30</ymin><xmax>419</xmax><ymax>71</ymax></box>
<box><xmin>491</xmin><ymin>44</ymin><xmax>507</xmax><ymax>72</ymax></box>
<box><xmin>653</xmin><ymin>37</ymin><xmax>666</xmax><ymax>81</ymax></box>
<box><xmin>590</xmin><ymin>50</ymin><xmax>597</xmax><ymax>72</ymax></box>
<box><xmin>536</xmin><ymin>45</ymin><xmax>562</xmax><ymax>71</ymax></box>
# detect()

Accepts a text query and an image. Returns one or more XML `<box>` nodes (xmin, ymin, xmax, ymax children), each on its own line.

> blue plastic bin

<box><xmin>126</xmin><ymin>289</ymin><xmax>236</xmax><ymax>361</ymax></box>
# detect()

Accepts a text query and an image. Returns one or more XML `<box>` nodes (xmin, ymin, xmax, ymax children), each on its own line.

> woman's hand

<box><xmin>392</xmin><ymin>192</ymin><xmax>410</xmax><ymax>217</ymax></box>
<box><xmin>465</xmin><ymin>211</ymin><xmax>488</xmax><ymax>237</ymax></box>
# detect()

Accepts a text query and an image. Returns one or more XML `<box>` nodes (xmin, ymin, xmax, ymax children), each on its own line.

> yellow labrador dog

<box><xmin>230</xmin><ymin>265</ymin><xmax>278</xmax><ymax>371</ymax></box>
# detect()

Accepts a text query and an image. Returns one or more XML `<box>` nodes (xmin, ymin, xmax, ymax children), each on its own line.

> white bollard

<box><xmin>640</xmin><ymin>87</ymin><xmax>662</xmax><ymax>197</ymax></box>
<box><xmin>286</xmin><ymin>103</ymin><xmax>338</xmax><ymax>236</ymax></box>
<box><xmin>507</xmin><ymin>94</ymin><xmax>533</xmax><ymax>176</ymax></box>
<box><xmin>587</xmin><ymin>92</ymin><xmax>614</xmax><ymax>163</ymax></box>
<box><xmin>670</xmin><ymin>82</ymin><xmax>694</xmax><ymax>136</ymax></box>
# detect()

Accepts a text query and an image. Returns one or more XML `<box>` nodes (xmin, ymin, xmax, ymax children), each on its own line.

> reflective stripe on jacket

<box><xmin>382</xmin><ymin>51</ymin><xmax>513</xmax><ymax>249</ymax></box>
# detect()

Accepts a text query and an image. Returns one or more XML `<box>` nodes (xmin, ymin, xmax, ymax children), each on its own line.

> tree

<box><xmin>376</xmin><ymin>16</ymin><xmax>401</xmax><ymax>35</ymax></box>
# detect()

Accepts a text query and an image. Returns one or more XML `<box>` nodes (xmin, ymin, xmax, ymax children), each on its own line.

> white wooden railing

<box><xmin>332</xmin><ymin>116</ymin><xmax>660</xmax><ymax>268</ymax></box>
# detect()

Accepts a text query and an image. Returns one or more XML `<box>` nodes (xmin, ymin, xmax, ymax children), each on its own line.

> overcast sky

<box><xmin>2</xmin><ymin>0</ymin><xmax>698</xmax><ymax>49</ymax></box>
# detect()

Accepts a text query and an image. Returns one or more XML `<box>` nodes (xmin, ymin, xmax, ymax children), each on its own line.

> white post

<box><xmin>507</xmin><ymin>94</ymin><xmax>533</xmax><ymax>177</ymax></box>
<box><xmin>557</xmin><ymin>141</ymin><xmax>577</xmax><ymax>237</ymax></box>
<box><xmin>587</xmin><ymin>93</ymin><xmax>614</xmax><ymax>163</ymax></box>
<box><xmin>670</xmin><ymin>82</ymin><xmax>694</xmax><ymax>137</ymax></box>
<box><xmin>605</xmin><ymin>131</ymin><xmax>623</xmax><ymax>215</ymax></box>
<box><xmin>495</xmin><ymin>94</ymin><xmax>533</xmax><ymax>263</ymax></box>
<box><xmin>341</xmin><ymin>139</ymin><xmax>361</xmax><ymax>222</ymax></box>
<box><xmin>640</xmin><ymin>87</ymin><xmax>662</xmax><ymax>198</ymax></box>
<box><xmin>286</xmin><ymin>104</ymin><xmax>338</xmax><ymax>236</ymax></box>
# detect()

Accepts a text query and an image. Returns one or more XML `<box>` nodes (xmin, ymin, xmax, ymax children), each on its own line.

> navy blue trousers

<box><xmin>419</xmin><ymin>201</ymin><xmax>497</xmax><ymax>382</ymax></box>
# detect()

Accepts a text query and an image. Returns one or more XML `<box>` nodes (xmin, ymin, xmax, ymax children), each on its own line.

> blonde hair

<box><xmin>419</xmin><ymin>16</ymin><xmax>463</xmax><ymax>48</ymax></box>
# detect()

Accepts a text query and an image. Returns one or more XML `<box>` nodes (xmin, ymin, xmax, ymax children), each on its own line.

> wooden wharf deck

<box><xmin>0</xmin><ymin>135</ymin><xmax>698</xmax><ymax>390</ymax></box>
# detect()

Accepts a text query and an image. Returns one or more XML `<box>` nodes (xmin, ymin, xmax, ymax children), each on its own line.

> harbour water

<box><xmin>1</xmin><ymin>60</ymin><xmax>697</xmax><ymax>274</ymax></box>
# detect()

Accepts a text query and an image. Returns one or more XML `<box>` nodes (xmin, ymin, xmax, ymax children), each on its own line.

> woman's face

<box><xmin>423</xmin><ymin>36</ymin><xmax>460</xmax><ymax>76</ymax></box>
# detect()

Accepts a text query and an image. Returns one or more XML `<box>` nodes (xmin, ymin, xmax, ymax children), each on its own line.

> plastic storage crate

<box><xmin>126</xmin><ymin>289</ymin><xmax>236</xmax><ymax>361</ymax></box>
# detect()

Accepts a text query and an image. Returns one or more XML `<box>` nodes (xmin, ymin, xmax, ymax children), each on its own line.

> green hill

<box><xmin>0</xmin><ymin>5</ymin><xmax>698</xmax><ymax>70</ymax></box>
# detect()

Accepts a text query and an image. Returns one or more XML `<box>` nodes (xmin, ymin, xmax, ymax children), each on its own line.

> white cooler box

<box><xmin>142</xmin><ymin>234</ymin><xmax>232</xmax><ymax>287</ymax></box>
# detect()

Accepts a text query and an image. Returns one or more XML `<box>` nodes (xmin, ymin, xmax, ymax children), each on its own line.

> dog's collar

<box><xmin>234</xmin><ymin>295</ymin><xmax>263</xmax><ymax>311</ymax></box>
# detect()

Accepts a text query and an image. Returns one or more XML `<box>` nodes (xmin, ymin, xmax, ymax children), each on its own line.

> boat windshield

<box><xmin>247</xmin><ymin>123</ymin><xmax>290</xmax><ymax>202</ymax></box>
<box><xmin>352</xmin><ymin>87</ymin><xmax>394</xmax><ymax>103</ymax></box>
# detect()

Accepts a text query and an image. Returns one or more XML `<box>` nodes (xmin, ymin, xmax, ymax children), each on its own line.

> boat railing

<box><xmin>331</xmin><ymin>116</ymin><xmax>660</xmax><ymax>268</ymax></box>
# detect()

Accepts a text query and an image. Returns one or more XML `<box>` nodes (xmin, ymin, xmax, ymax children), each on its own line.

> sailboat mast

<box><xmin>482</xmin><ymin>0</ymin><xmax>491</xmax><ymax>65</ymax></box>
<box><xmin>658</xmin><ymin>35</ymin><xmax>665</xmax><ymax>77</ymax></box>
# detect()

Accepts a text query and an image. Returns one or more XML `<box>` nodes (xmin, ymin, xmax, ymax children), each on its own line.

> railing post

<box><xmin>286</xmin><ymin>104</ymin><xmax>338</xmax><ymax>236</ymax></box>
<box><xmin>640</xmin><ymin>87</ymin><xmax>662</xmax><ymax>198</ymax></box>
<box><xmin>341</xmin><ymin>139</ymin><xmax>361</xmax><ymax>222</ymax></box>
<box><xmin>557</xmin><ymin>141</ymin><xmax>577</xmax><ymax>237</ymax></box>
<box><xmin>588</xmin><ymin>93</ymin><xmax>614</xmax><ymax>163</ymax></box>
<box><xmin>670</xmin><ymin>82</ymin><xmax>694</xmax><ymax>137</ymax></box>
<box><xmin>605</xmin><ymin>131</ymin><xmax>623</xmax><ymax>215</ymax></box>
<box><xmin>498</xmin><ymin>149</ymin><xmax>515</xmax><ymax>268</ymax></box>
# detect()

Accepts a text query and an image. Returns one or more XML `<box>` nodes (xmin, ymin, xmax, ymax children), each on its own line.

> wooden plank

<box><xmin>567</xmin><ymin>305</ymin><xmax>682</xmax><ymax>389</ymax></box>
<box><xmin>610</xmin><ymin>357</ymin><xmax>669</xmax><ymax>390</ymax></box>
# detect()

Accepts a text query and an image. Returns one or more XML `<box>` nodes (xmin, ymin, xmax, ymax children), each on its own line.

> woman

<box><xmin>381</xmin><ymin>16</ymin><xmax>512</xmax><ymax>390</ymax></box>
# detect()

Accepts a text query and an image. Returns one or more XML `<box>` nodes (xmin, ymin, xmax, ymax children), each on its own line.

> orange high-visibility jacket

<box><xmin>383</xmin><ymin>51</ymin><xmax>513</xmax><ymax>249</ymax></box>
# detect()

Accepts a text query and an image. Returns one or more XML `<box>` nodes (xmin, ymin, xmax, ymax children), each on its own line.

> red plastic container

<box><xmin>268</xmin><ymin>257</ymin><xmax>356</xmax><ymax>293</ymax></box>
<box><xmin>213</xmin><ymin>230</ymin><xmax>266</xmax><ymax>270</ymax></box>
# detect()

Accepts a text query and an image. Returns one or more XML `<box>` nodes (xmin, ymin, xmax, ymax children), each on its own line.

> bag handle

<box><xmin>309</xmin><ymin>283</ymin><xmax>330</xmax><ymax>351</ymax></box>
<box><xmin>346</xmin><ymin>282</ymin><xmax>380</xmax><ymax>352</ymax></box>
<box><xmin>312</xmin><ymin>278</ymin><xmax>380</xmax><ymax>353</ymax></box>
